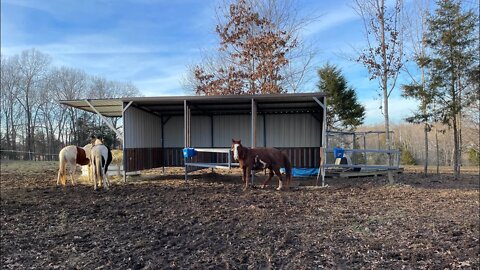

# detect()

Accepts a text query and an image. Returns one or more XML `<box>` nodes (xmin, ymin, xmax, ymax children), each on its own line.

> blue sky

<box><xmin>1</xmin><ymin>0</ymin><xmax>426</xmax><ymax>124</ymax></box>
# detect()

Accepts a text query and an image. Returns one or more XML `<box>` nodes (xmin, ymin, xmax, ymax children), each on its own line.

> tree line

<box><xmin>2</xmin><ymin>0</ymin><xmax>477</xmax><ymax>177</ymax></box>
<box><xmin>1</xmin><ymin>49</ymin><xmax>141</xmax><ymax>160</ymax></box>
<box><xmin>189</xmin><ymin>0</ymin><xmax>478</xmax><ymax>177</ymax></box>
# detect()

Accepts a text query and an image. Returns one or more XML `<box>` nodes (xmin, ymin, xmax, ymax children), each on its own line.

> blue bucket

<box><xmin>183</xmin><ymin>148</ymin><xmax>197</xmax><ymax>158</ymax></box>
<box><xmin>334</xmin><ymin>148</ymin><xmax>345</xmax><ymax>159</ymax></box>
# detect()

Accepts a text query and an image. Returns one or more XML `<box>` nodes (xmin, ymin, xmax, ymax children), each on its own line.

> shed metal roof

<box><xmin>59</xmin><ymin>92</ymin><xmax>326</xmax><ymax>117</ymax></box>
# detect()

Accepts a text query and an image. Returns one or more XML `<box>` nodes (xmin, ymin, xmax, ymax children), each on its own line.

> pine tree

<box><xmin>426</xmin><ymin>0</ymin><xmax>479</xmax><ymax>179</ymax></box>
<box><xmin>317</xmin><ymin>63</ymin><xmax>366</xmax><ymax>131</ymax></box>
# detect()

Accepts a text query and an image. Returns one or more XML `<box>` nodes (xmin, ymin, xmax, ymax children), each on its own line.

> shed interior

<box><xmin>60</xmin><ymin>93</ymin><xmax>326</xmax><ymax>172</ymax></box>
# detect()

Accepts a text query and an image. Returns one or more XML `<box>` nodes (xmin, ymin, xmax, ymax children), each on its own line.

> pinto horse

<box><xmin>89</xmin><ymin>138</ymin><xmax>112</xmax><ymax>190</ymax></box>
<box><xmin>57</xmin><ymin>144</ymin><xmax>92</xmax><ymax>186</ymax></box>
<box><xmin>231</xmin><ymin>139</ymin><xmax>292</xmax><ymax>190</ymax></box>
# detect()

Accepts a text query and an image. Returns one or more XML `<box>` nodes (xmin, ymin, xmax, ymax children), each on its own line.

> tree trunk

<box><xmin>26</xmin><ymin>109</ymin><xmax>32</xmax><ymax>160</ymax></box>
<box><xmin>421</xmin><ymin>59</ymin><xmax>428</xmax><ymax>176</ymax></box>
<box><xmin>379</xmin><ymin>0</ymin><xmax>394</xmax><ymax>184</ymax></box>
<box><xmin>452</xmin><ymin>113</ymin><xmax>460</xmax><ymax>179</ymax></box>
<box><xmin>423</xmin><ymin>122</ymin><xmax>429</xmax><ymax>176</ymax></box>
<box><xmin>384</xmin><ymin>87</ymin><xmax>394</xmax><ymax>184</ymax></box>
<box><xmin>435</xmin><ymin>126</ymin><xmax>440</xmax><ymax>174</ymax></box>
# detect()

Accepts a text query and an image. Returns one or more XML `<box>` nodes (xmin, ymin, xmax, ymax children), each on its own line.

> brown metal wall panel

<box><xmin>125</xmin><ymin>147</ymin><xmax>321</xmax><ymax>171</ymax></box>
<box><xmin>125</xmin><ymin>148</ymin><xmax>163</xmax><ymax>172</ymax></box>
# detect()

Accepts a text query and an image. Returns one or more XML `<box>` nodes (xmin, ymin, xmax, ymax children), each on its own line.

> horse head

<box><xmin>94</xmin><ymin>139</ymin><xmax>104</xmax><ymax>145</ymax></box>
<box><xmin>89</xmin><ymin>135</ymin><xmax>97</xmax><ymax>145</ymax></box>
<box><xmin>231</xmin><ymin>139</ymin><xmax>242</xmax><ymax>161</ymax></box>
<box><xmin>91</xmin><ymin>136</ymin><xmax>104</xmax><ymax>146</ymax></box>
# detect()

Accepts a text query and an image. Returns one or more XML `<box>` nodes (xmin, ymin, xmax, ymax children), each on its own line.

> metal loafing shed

<box><xmin>60</xmin><ymin>93</ymin><xmax>327</xmax><ymax>183</ymax></box>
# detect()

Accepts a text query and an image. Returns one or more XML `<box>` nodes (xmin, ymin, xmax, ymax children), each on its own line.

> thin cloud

<box><xmin>302</xmin><ymin>7</ymin><xmax>359</xmax><ymax>37</ymax></box>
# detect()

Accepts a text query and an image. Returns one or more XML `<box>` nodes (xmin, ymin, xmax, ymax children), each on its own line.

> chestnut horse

<box><xmin>231</xmin><ymin>139</ymin><xmax>292</xmax><ymax>190</ymax></box>
<box><xmin>57</xmin><ymin>144</ymin><xmax>92</xmax><ymax>186</ymax></box>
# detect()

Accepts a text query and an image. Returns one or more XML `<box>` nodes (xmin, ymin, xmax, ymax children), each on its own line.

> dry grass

<box><xmin>403</xmin><ymin>165</ymin><xmax>479</xmax><ymax>174</ymax></box>
<box><xmin>1</xmin><ymin>160</ymin><xmax>58</xmax><ymax>174</ymax></box>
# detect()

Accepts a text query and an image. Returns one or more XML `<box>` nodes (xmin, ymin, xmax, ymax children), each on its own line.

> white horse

<box><xmin>57</xmin><ymin>144</ymin><xmax>93</xmax><ymax>186</ymax></box>
<box><xmin>90</xmin><ymin>138</ymin><xmax>112</xmax><ymax>190</ymax></box>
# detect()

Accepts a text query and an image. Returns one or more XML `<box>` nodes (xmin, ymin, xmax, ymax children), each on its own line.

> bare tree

<box><xmin>50</xmin><ymin>66</ymin><xmax>89</xmax><ymax>145</ymax></box>
<box><xmin>401</xmin><ymin>0</ymin><xmax>435</xmax><ymax>176</ymax></box>
<box><xmin>1</xmin><ymin>49</ymin><xmax>144</xmax><ymax>158</ymax></box>
<box><xmin>15</xmin><ymin>49</ymin><xmax>51</xmax><ymax>158</ymax></box>
<box><xmin>190</xmin><ymin>0</ymin><xmax>316</xmax><ymax>95</ymax></box>
<box><xmin>1</xmin><ymin>55</ymin><xmax>22</xmax><ymax>158</ymax></box>
<box><xmin>354</xmin><ymin>0</ymin><xmax>404</xmax><ymax>183</ymax></box>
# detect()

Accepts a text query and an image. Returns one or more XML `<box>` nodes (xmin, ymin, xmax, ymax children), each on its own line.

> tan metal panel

<box><xmin>212</xmin><ymin>115</ymin><xmax>264</xmax><ymax>147</ymax></box>
<box><xmin>191</xmin><ymin>116</ymin><xmax>212</xmax><ymax>147</ymax></box>
<box><xmin>124</xmin><ymin>106</ymin><xmax>162</xmax><ymax>148</ymax></box>
<box><xmin>164</xmin><ymin>116</ymin><xmax>183</xmax><ymax>147</ymax></box>
<box><xmin>265</xmin><ymin>114</ymin><xmax>321</xmax><ymax>147</ymax></box>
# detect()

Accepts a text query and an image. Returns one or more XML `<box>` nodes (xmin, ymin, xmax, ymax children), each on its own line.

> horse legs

<box><xmin>91</xmin><ymin>161</ymin><xmax>98</xmax><ymax>190</ymax></box>
<box><xmin>87</xmin><ymin>164</ymin><xmax>92</xmax><ymax>184</ymax></box>
<box><xmin>57</xmin><ymin>170</ymin><xmax>62</xmax><ymax>186</ymax></box>
<box><xmin>261</xmin><ymin>169</ymin><xmax>274</xmax><ymax>188</ymax></box>
<box><xmin>88</xmin><ymin>164</ymin><xmax>93</xmax><ymax>187</ymax></box>
<box><xmin>69</xmin><ymin>164</ymin><xmax>76</xmax><ymax>186</ymax></box>
<box><xmin>242</xmin><ymin>166</ymin><xmax>249</xmax><ymax>190</ymax></box>
<box><xmin>102</xmin><ymin>167</ymin><xmax>109</xmax><ymax>190</ymax></box>
<box><xmin>272</xmin><ymin>167</ymin><xmax>284</xmax><ymax>191</ymax></box>
<box><xmin>57</xmin><ymin>159</ymin><xmax>67</xmax><ymax>186</ymax></box>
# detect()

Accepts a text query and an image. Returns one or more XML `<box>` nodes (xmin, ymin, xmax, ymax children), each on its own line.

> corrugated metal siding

<box><xmin>163</xmin><ymin>116</ymin><xmax>183</xmax><ymax>147</ymax></box>
<box><xmin>164</xmin><ymin>116</ymin><xmax>212</xmax><ymax>147</ymax></box>
<box><xmin>213</xmin><ymin>115</ymin><xmax>264</xmax><ymax>147</ymax></box>
<box><xmin>125</xmin><ymin>148</ymin><xmax>163</xmax><ymax>172</ymax></box>
<box><xmin>124</xmin><ymin>106</ymin><xmax>162</xmax><ymax>148</ymax></box>
<box><xmin>162</xmin><ymin>115</ymin><xmax>266</xmax><ymax>148</ymax></box>
<box><xmin>265</xmin><ymin>114</ymin><xmax>321</xmax><ymax>147</ymax></box>
<box><xmin>191</xmin><ymin>116</ymin><xmax>212</xmax><ymax>147</ymax></box>
<box><xmin>151</xmin><ymin>114</ymin><xmax>320</xmax><ymax>148</ymax></box>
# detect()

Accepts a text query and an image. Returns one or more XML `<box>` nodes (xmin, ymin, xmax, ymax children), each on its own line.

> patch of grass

<box><xmin>1</xmin><ymin>160</ymin><xmax>58</xmax><ymax>173</ymax></box>
<box><xmin>403</xmin><ymin>165</ymin><xmax>479</xmax><ymax>174</ymax></box>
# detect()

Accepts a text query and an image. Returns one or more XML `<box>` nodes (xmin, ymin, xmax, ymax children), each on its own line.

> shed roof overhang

<box><xmin>59</xmin><ymin>92</ymin><xmax>326</xmax><ymax>118</ymax></box>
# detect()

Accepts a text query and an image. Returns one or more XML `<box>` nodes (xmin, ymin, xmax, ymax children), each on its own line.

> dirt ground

<box><xmin>1</xmin><ymin>161</ymin><xmax>479</xmax><ymax>269</ymax></box>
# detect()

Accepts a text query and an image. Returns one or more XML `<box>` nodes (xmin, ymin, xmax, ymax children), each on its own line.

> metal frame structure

<box><xmin>323</xmin><ymin>130</ymin><xmax>401</xmax><ymax>174</ymax></box>
<box><xmin>60</xmin><ymin>93</ymin><xmax>328</xmax><ymax>185</ymax></box>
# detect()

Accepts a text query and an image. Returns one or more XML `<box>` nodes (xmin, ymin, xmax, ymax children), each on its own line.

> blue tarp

<box><xmin>292</xmin><ymin>168</ymin><xmax>319</xmax><ymax>177</ymax></box>
<box><xmin>280</xmin><ymin>168</ymin><xmax>320</xmax><ymax>177</ymax></box>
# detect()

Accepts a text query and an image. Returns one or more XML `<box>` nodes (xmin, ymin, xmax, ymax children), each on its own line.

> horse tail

<box><xmin>57</xmin><ymin>149</ymin><xmax>66</xmax><ymax>185</ymax></box>
<box><xmin>102</xmin><ymin>154</ymin><xmax>110</xmax><ymax>190</ymax></box>
<box><xmin>105</xmin><ymin>147</ymin><xmax>112</xmax><ymax>174</ymax></box>
<box><xmin>95</xmin><ymin>153</ymin><xmax>103</xmax><ymax>186</ymax></box>
<box><xmin>283</xmin><ymin>152</ymin><xmax>292</xmax><ymax>187</ymax></box>
<box><xmin>95</xmin><ymin>155</ymin><xmax>103</xmax><ymax>182</ymax></box>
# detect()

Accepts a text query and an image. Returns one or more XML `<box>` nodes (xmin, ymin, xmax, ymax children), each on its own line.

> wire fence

<box><xmin>1</xmin><ymin>150</ymin><xmax>59</xmax><ymax>161</ymax></box>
